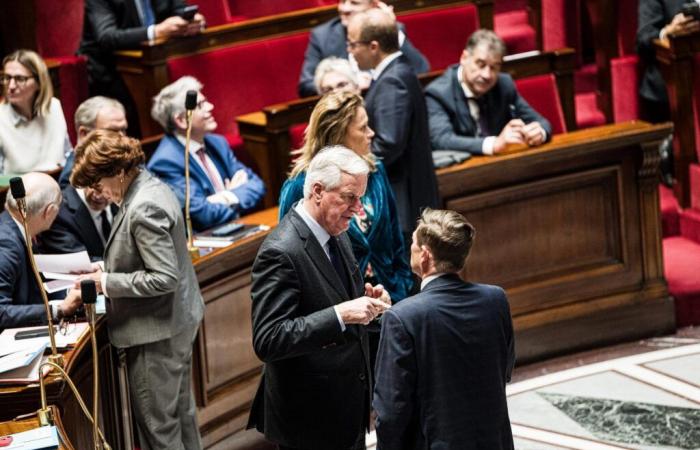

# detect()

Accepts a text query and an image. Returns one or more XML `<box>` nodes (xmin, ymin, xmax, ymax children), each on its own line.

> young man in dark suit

<box><xmin>347</xmin><ymin>9</ymin><xmax>439</xmax><ymax>236</ymax></box>
<box><xmin>297</xmin><ymin>0</ymin><xmax>429</xmax><ymax>97</ymax></box>
<box><xmin>425</xmin><ymin>29</ymin><xmax>551</xmax><ymax>156</ymax></box>
<box><xmin>373</xmin><ymin>208</ymin><xmax>515</xmax><ymax>450</ymax></box>
<box><xmin>248</xmin><ymin>147</ymin><xmax>390</xmax><ymax>450</ymax></box>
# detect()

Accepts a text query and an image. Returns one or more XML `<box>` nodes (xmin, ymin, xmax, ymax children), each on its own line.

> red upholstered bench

<box><xmin>226</xmin><ymin>0</ymin><xmax>322</xmax><ymax>22</ymax></box>
<box><xmin>399</xmin><ymin>4</ymin><xmax>480</xmax><ymax>71</ymax></box>
<box><xmin>515</xmin><ymin>74</ymin><xmax>567</xmax><ymax>135</ymax></box>
<box><xmin>167</xmin><ymin>31</ymin><xmax>310</xmax><ymax>149</ymax></box>
<box><xmin>494</xmin><ymin>0</ymin><xmax>537</xmax><ymax>54</ymax></box>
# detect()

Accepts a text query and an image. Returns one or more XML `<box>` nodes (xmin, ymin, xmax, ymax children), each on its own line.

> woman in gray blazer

<box><xmin>71</xmin><ymin>130</ymin><xmax>205</xmax><ymax>450</ymax></box>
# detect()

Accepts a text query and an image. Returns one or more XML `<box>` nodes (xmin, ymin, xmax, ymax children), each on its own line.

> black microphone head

<box><xmin>9</xmin><ymin>177</ymin><xmax>25</xmax><ymax>199</ymax></box>
<box><xmin>81</xmin><ymin>279</ymin><xmax>97</xmax><ymax>305</ymax></box>
<box><xmin>185</xmin><ymin>90</ymin><xmax>198</xmax><ymax>110</ymax></box>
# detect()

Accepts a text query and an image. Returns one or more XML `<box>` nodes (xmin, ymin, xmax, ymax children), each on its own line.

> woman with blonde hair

<box><xmin>279</xmin><ymin>90</ymin><xmax>412</xmax><ymax>303</ymax></box>
<box><xmin>0</xmin><ymin>49</ymin><xmax>70</xmax><ymax>173</ymax></box>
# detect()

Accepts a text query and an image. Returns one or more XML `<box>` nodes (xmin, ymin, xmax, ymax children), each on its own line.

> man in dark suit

<box><xmin>148</xmin><ymin>76</ymin><xmax>265</xmax><ymax>231</ymax></box>
<box><xmin>248</xmin><ymin>147</ymin><xmax>390</xmax><ymax>450</ymax></box>
<box><xmin>79</xmin><ymin>0</ymin><xmax>205</xmax><ymax>136</ymax></box>
<box><xmin>0</xmin><ymin>173</ymin><xmax>82</xmax><ymax>330</ymax></box>
<box><xmin>348</xmin><ymin>9</ymin><xmax>438</xmax><ymax>236</ymax></box>
<box><xmin>374</xmin><ymin>208</ymin><xmax>515</xmax><ymax>450</ymax></box>
<box><xmin>637</xmin><ymin>0</ymin><xmax>699</xmax><ymax>123</ymax></box>
<box><xmin>298</xmin><ymin>0</ymin><xmax>429</xmax><ymax>97</ymax></box>
<box><xmin>425</xmin><ymin>29</ymin><xmax>551</xmax><ymax>155</ymax></box>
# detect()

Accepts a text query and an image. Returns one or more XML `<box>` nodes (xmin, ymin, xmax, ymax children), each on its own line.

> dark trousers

<box><xmin>278</xmin><ymin>431</ymin><xmax>366</xmax><ymax>450</ymax></box>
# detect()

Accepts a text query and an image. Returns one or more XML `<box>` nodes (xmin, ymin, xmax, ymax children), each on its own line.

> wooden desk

<box><xmin>438</xmin><ymin>121</ymin><xmax>675</xmax><ymax>361</ymax></box>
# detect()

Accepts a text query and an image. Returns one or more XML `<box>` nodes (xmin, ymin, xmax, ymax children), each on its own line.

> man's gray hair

<box><xmin>313</xmin><ymin>57</ymin><xmax>359</xmax><ymax>94</ymax></box>
<box><xmin>5</xmin><ymin>173</ymin><xmax>62</xmax><ymax>217</ymax></box>
<box><xmin>465</xmin><ymin>29</ymin><xmax>507</xmax><ymax>58</ymax></box>
<box><xmin>74</xmin><ymin>96</ymin><xmax>125</xmax><ymax>133</ymax></box>
<box><xmin>151</xmin><ymin>76</ymin><xmax>203</xmax><ymax>134</ymax></box>
<box><xmin>303</xmin><ymin>146</ymin><xmax>369</xmax><ymax>198</ymax></box>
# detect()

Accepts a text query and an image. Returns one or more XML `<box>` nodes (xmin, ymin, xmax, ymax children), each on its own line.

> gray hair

<box><xmin>151</xmin><ymin>76</ymin><xmax>203</xmax><ymax>134</ymax></box>
<box><xmin>465</xmin><ymin>29</ymin><xmax>507</xmax><ymax>58</ymax></box>
<box><xmin>313</xmin><ymin>57</ymin><xmax>359</xmax><ymax>94</ymax></box>
<box><xmin>73</xmin><ymin>96</ymin><xmax>125</xmax><ymax>133</ymax></box>
<box><xmin>5</xmin><ymin>172</ymin><xmax>62</xmax><ymax>217</ymax></box>
<box><xmin>303</xmin><ymin>146</ymin><xmax>369</xmax><ymax>198</ymax></box>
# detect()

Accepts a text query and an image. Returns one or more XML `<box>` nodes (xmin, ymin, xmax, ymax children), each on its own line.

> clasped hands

<box><xmin>335</xmin><ymin>283</ymin><xmax>391</xmax><ymax>325</ymax></box>
<box><xmin>494</xmin><ymin>119</ymin><xmax>546</xmax><ymax>154</ymax></box>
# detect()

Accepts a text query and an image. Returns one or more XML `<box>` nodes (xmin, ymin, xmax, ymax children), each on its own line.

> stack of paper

<box><xmin>1</xmin><ymin>425</ymin><xmax>59</xmax><ymax>449</ymax></box>
<box><xmin>0</xmin><ymin>323</ymin><xmax>89</xmax><ymax>350</ymax></box>
<box><xmin>0</xmin><ymin>341</ymin><xmax>47</xmax><ymax>385</ymax></box>
<box><xmin>34</xmin><ymin>251</ymin><xmax>95</xmax><ymax>294</ymax></box>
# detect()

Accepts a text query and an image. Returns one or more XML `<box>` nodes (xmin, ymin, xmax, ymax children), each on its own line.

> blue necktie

<box><xmin>140</xmin><ymin>0</ymin><xmax>155</xmax><ymax>27</ymax></box>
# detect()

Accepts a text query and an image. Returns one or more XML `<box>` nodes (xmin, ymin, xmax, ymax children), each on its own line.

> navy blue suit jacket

<box><xmin>147</xmin><ymin>133</ymin><xmax>265</xmax><ymax>231</ymax></box>
<box><xmin>0</xmin><ymin>212</ymin><xmax>47</xmax><ymax>330</ymax></box>
<box><xmin>39</xmin><ymin>185</ymin><xmax>117</xmax><ymax>261</ymax></box>
<box><xmin>425</xmin><ymin>65</ymin><xmax>552</xmax><ymax>154</ymax></box>
<box><xmin>374</xmin><ymin>274</ymin><xmax>515</xmax><ymax>450</ymax></box>
<box><xmin>298</xmin><ymin>17</ymin><xmax>430</xmax><ymax>97</ymax></box>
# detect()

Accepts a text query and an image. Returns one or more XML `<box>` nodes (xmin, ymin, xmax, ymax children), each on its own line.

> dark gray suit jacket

<box><xmin>637</xmin><ymin>0</ymin><xmax>685</xmax><ymax>104</ymax></box>
<box><xmin>298</xmin><ymin>17</ymin><xmax>430</xmax><ymax>97</ymax></box>
<box><xmin>247</xmin><ymin>208</ymin><xmax>371</xmax><ymax>449</ymax></box>
<box><xmin>102</xmin><ymin>170</ymin><xmax>204</xmax><ymax>348</ymax></box>
<box><xmin>364</xmin><ymin>55</ymin><xmax>439</xmax><ymax>233</ymax></box>
<box><xmin>425</xmin><ymin>65</ymin><xmax>552</xmax><ymax>154</ymax></box>
<box><xmin>374</xmin><ymin>274</ymin><xmax>515</xmax><ymax>450</ymax></box>
<box><xmin>79</xmin><ymin>0</ymin><xmax>186</xmax><ymax>85</ymax></box>
<box><xmin>0</xmin><ymin>212</ymin><xmax>46</xmax><ymax>330</ymax></box>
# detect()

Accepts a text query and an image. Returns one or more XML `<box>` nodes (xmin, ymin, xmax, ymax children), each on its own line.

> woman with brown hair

<box><xmin>72</xmin><ymin>130</ymin><xmax>204</xmax><ymax>450</ymax></box>
<box><xmin>279</xmin><ymin>90</ymin><xmax>412</xmax><ymax>303</ymax></box>
<box><xmin>0</xmin><ymin>49</ymin><xmax>70</xmax><ymax>174</ymax></box>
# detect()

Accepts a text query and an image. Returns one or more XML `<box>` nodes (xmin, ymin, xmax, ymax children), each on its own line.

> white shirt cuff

<box><xmin>541</xmin><ymin>128</ymin><xmax>548</xmax><ymax>142</ymax></box>
<box><xmin>147</xmin><ymin>24</ymin><xmax>156</xmax><ymax>41</ymax></box>
<box><xmin>482</xmin><ymin>136</ymin><xmax>496</xmax><ymax>155</ymax></box>
<box><xmin>221</xmin><ymin>190</ymin><xmax>240</xmax><ymax>206</ymax></box>
<box><xmin>101</xmin><ymin>272</ymin><xmax>109</xmax><ymax>298</ymax></box>
<box><xmin>333</xmin><ymin>306</ymin><xmax>346</xmax><ymax>332</ymax></box>
<box><xmin>51</xmin><ymin>304</ymin><xmax>60</xmax><ymax>321</ymax></box>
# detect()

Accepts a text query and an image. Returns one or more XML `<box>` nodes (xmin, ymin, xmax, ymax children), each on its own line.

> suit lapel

<box><xmin>65</xmin><ymin>188</ymin><xmax>104</xmax><ymax>253</ymax></box>
<box><xmin>103</xmin><ymin>171</ymin><xmax>148</xmax><ymax>255</ymax></box>
<box><xmin>451</xmin><ymin>66</ymin><xmax>475</xmax><ymax>134</ymax></box>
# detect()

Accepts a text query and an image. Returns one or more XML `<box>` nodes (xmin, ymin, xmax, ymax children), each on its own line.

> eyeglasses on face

<box><xmin>0</xmin><ymin>74</ymin><xmax>35</xmax><ymax>87</ymax></box>
<box><xmin>337</xmin><ymin>191</ymin><xmax>362</xmax><ymax>206</ymax></box>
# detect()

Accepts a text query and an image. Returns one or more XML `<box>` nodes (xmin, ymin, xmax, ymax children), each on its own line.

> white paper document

<box><xmin>2</xmin><ymin>424</ymin><xmax>59</xmax><ymax>449</ymax></box>
<box><xmin>34</xmin><ymin>251</ymin><xmax>92</xmax><ymax>277</ymax></box>
<box><xmin>0</xmin><ymin>322</ymin><xmax>89</xmax><ymax>349</ymax></box>
<box><xmin>0</xmin><ymin>341</ymin><xmax>47</xmax><ymax>374</ymax></box>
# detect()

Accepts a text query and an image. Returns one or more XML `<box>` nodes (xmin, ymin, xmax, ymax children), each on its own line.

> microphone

<box><xmin>183</xmin><ymin>90</ymin><xmax>199</xmax><ymax>257</ymax></box>
<box><xmin>9</xmin><ymin>177</ymin><xmax>63</xmax><ymax>370</ymax></box>
<box><xmin>81</xmin><ymin>280</ymin><xmax>101</xmax><ymax>450</ymax></box>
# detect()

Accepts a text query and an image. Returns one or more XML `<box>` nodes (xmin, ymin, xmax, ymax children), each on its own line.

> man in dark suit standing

<box><xmin>0</xmin><ymin>173</ymin><xmax>82</xmax><ymax>330</ymax></box>
<box><xmin>79</xmin><ymin>0</ymin><xmax>205</xmax><ymax>135</ymax></box>
<box><xmin>374</xmin><ymin>208</ymin><xmax>515</xmax><ymax>450</ymax></box>
<box><xmin>298</xmin><ymin>0</ymin><xmax>429</xmax><ymax>97</ymax></box>
<box><xmin>248</xmin><ymin>147</ymin><xmax>390</xmax><ymax>450</ymax></box>
<box><xmin>347</xmin><ymin>9</ymin><xmax>438</xmax><ymax>237</ymax></box>
<box><xmin>637</xmin><ymin>0</ymin><xmax>699</xmax><ymax>123</ymax></box>
<box><xmin>425</xmin><ymin>29</ymin><xmax>551</xmax><ymax>155</ymax></box>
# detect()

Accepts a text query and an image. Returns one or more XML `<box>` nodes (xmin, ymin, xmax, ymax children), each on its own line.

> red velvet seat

<box><xmin>515</xmin><ymin>74</ymin><xmax>567</xmax><ymax>135</ymax></box>
<box><xmin>167</xmin><ymin>31</ymin><xmax>310</xmax><ymax>143</ymax></box>
<box><xmin>398</xmin><ymin>4</ymin><xmax>479</xmax><ymax>71</ymax></box>
<box><xmin>610</xmin><ymin>55</ymin><xmax>640</xmax><ymax>123</ymax></box>
<box><xmin>664</xmin><ymin>236</ymin><xmax>700</xmax><ymax>327</ymax></box>
<box><xmin>691</xmin><ymin>164</ymin><xmax>700</xmax><ymax>211</ymax></box>
<box><xmin>660</xmin><ymin>184</ymin><xmax>681</xmax><ymax>238</ymax></box>
<box><xmin>226</xmin><ymin>0</ymin><xmax>322</xmax><ymax>21</ymax></box>
<box><xmin>493</xmin><ymin>0</ymin><xmax>537</xmax><ymax>55</ymax></box>
<box><xmin>191</xmin><ymin>0</ymin><xmax>232</xmax><ymax>26</ymax></box>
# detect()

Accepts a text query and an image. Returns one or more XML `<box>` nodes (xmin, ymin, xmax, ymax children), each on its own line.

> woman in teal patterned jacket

<box><xmin>278</xmin><ymin>91</ymin><xmax>413</xmax><ymax>302</ymax></box>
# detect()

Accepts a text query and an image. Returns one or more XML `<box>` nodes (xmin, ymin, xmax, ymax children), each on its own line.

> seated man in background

<box><xmin>42</xmin><ymin>97</ymin><xmax>123</xmax><ymax>260</ymax></box>
<box><xmin>314</xmin><ymin>57</ymin><xmax>361</xmax><ymax>95</ymax></box>
<box><xmin>148</xmin><ymin>76</ymin><xmax>265</xmax><ymax>232</ymax></box>
<box><xmin>298</xmin><ymin>0</ymin><xmax>429</xmax><ymax>97</ymax></box>
<box><xmin>79</xmin><ymin>0</ymin><xmax>206</xmax><ymax>136</ymax></box>
<box><xmin>0</xmin><ymin>173</ymin><xmax>82</xmax><ymax>330</ymax></box>
<box><xmin>425</xmin><ymin>30</ymin><xmax>551</xmax><ymax>155</ymax></box>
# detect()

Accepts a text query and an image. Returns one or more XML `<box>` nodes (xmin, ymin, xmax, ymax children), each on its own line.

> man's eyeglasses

<box><xmin>0</xmin><ymin>74</ymin><xmax>35</xmax><ymax>87</ymax></box>
<box><xmin>346</xmin><ymin>40</ymin><xmax>370</xmax><ymax>49</ymax></box>
<box><xmin>338</xmin><ymin>191</ymin><xmax>362</xmax><ymax>206</ymax></box>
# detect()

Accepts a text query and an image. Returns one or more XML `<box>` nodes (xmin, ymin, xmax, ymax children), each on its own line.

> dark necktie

<box><xmin>100</xmin><ymin>209</ymin><xmax>112</xmax><ymax>242</ymax></box>
<box><xmin>472</xmin><ymin>97</ymin><xmax>490</xmax><ymax>137</ymax></box>
<box><xmin>328</xmin><ymin>237</ymin><xmax>351</xmax><ymax>296</ymax></box>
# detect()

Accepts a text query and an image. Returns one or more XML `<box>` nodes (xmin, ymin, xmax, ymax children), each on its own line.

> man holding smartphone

<box><xmin>79</xmin><ymin>0</ymin><xmax>206</xmax><ymax>137</ymax></box>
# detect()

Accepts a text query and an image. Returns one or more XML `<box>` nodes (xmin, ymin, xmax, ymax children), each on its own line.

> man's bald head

<box><xmin>5</xmin><ymin>173</ymin><xmax>62</xmax><ymax>235</ymax></box>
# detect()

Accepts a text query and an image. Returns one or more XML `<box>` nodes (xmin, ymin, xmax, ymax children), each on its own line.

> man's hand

<box><xmin>154</xmin><ymin>16</ymin><xmax>189</xmax><ymax>39</ymax></box>
<box><xmin>663</xmin><ymin>13</ymin><xmax>700</xmax><ymax>39</ymax></box>
<box><xmin>336</xmin><ymin>297</ymin><xmax>390</xmax><ymax>325</ymax></box>
<box><xmin>522</xmin><ymin>122</ymin><xmax>546</xmax><ymax>146</ymax></box>
<box><xmin>60</xmin><ymin>289</ymin><xmax>83</xmax><ymax>317</ymax></box>
<box><xmin>76</xmin><ymin>269</ymin><xmax>103</xmax><ymax>294</ymax></box>
<box><xmin>493</xmin><ymin>119</ymin><xmax>525</xmax><ymax>154</ymax></box>
<box><xmin>226</xmin><ymin>169</ymin><xmax>249</xmax><ymax>190</ymax></box>
<box><xmin>184</xmin><ymin>13</ymin><xmax>206</xmax><ymax>36</ymax></box>
<box><xmin>365</xmin><ymin>283</ymin><xmax>391</xmax><ymax>306</ymax></box>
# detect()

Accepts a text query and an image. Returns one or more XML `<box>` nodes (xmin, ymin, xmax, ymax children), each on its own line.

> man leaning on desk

<box><xmin>425</xmin><ymin>29</ymin><xmax>552</xmax><ymax>155</ymax></box>
<box><xmin>0</xmin><ymin>173</ymin><xmax>82</xmax><ymax>330</ymax></box>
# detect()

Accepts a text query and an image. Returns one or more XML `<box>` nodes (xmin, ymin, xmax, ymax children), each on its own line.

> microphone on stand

<box><xmin>82</xmin><ymin>279</ymin><xmax>101</xmax><ymax>450</ymax></box>
<box><xmin>9</xmin><ymin>177</ymin><xmax>64</xmax><ymax>371</ymax></box>
<box><xmin>184</xmin><ymin>90</ymin><xmax>198</xmax><ymax>257</ymax></box>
